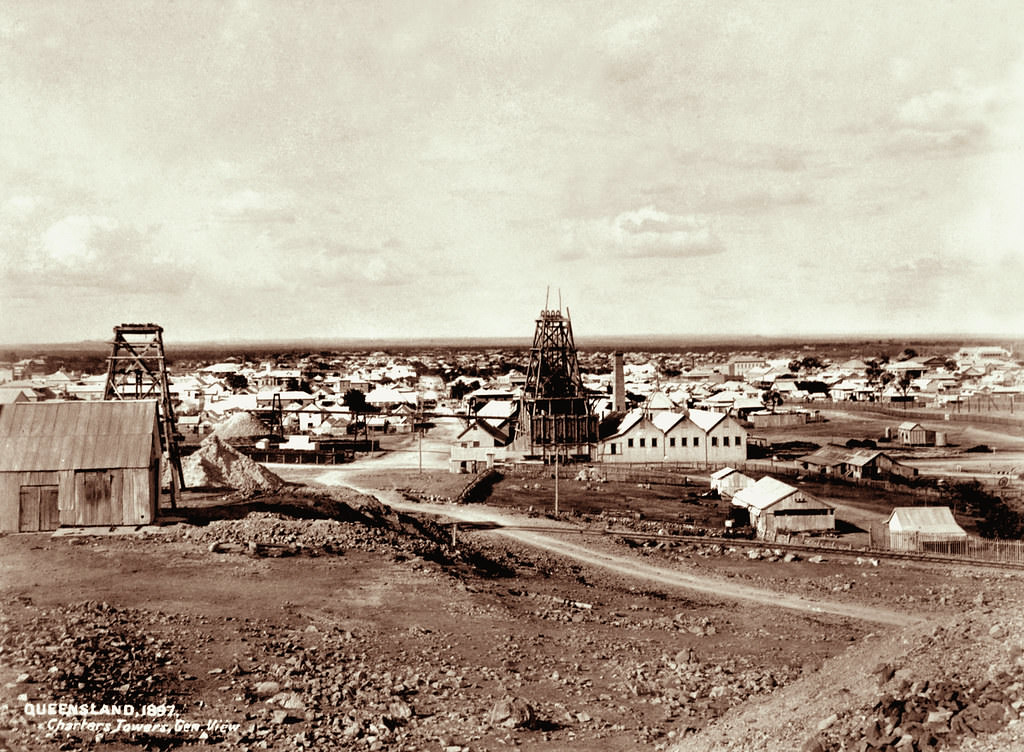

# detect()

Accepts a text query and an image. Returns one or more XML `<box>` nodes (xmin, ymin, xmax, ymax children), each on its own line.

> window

<box><xmin>736</xmin><ymin>435</ymin><xmax>742</xmax><ymax>445</ymax></box>
<box><xmin>651</xmin><ymin>438</ymin><xmax>657</xmax><ymax>448</ymax></box>
<box><xmin>693</xmin><ymin>437</ymin><xmax>699</xmax><ymax>447</ymax></box>
<box><xmin>723</xmin><ymin>436</ymin><xmax>730</xmax><ymax>446</ymax></box>
<box><xmin>473</xmin><ymin>441</ymin><xmax>480</xmax><ymax>448</ymax></box>
<box><xmin>610</xmin><ymin>443</ymin><xmax>617</xmax><ymax>455</ymax></box>
<box><xmin>628</xmin><ymin>438</ymin><xmax>634</xmax><ymax>448</ymax></box>
<box><xmin>712</xmin><ymin>436</ymin><xmax>718</xmax><ymax>447</ymax></box>
<box><xmin>669</xmin><ymin>437</ymin><xmax>676</xmax><ymax>447</ymax></box>
<box><xmin>639</xmin><ymin>438</ymin><xmax>646</xmax><ymax>448</ymax></box>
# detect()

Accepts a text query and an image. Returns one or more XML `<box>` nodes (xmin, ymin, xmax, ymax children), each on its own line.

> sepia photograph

<box><xmin>2</xmin><ymin>1</ymin><xmax>1024</xmax><ymax>750</ymax></box>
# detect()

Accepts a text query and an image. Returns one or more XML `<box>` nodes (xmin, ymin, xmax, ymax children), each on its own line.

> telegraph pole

<box><xmin>554</xmin><ymin>447</ymin><xmax>559</xmax><ymax>516</ymax></box>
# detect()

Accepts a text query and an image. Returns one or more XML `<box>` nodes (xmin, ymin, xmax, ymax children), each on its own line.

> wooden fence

<box><xmin>868</xmin><ymin>529</ymin><xmax>1024</xmax><ymax>564</ymax></box>
<box><xmin>815</xmin><ymin>400</ymin><xmax>1023</xmax><ymax>428</ymax></box>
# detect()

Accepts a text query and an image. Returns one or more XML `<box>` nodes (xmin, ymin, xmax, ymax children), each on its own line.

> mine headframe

<box><xmin>102</xmin><ymin>323</ymin><xmax>185</xmax><ymax>508</ymax></box>
<box><xmin>514</xmin><ymin>306</ymin><xmax>597</xmax><ymax>459</ymax></box>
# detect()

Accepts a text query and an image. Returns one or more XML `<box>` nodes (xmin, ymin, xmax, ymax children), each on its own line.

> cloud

<box><xmin>215</xmin><ymin>189</ymin><xmax>296</xmax><ymax>224</ymax></box>
<box><xmin>2</xmin><ymin>195</ymin><xmax>43</xmax><ymax>221</ymax></box>
<box><xmin>42</xmin><ymin>215</ymin><xmax>118</xmax><ymax>264</ymax></box>
<box><xmin>601</xmin><ymin>14</ymin><xmax>662</xmax><ymax>56</ymax></box>
<box><xmin>2</xmin><ymin>215</ymin><xmax>195</xmax><ymax>296</ymax></box>
<box><xmin>561</xmin><ymin>206</ymin><xmax>723</xmax><ymax>261</ymax></box>
<box><xmin>883</xmin><ymin>70</ymin><xmax>1017</xmax><ymax>155</ymax></box>
<box><xmin>711</xmin><ymin>186</ymin><xmax>812</xmax><ymax>213</ymax></box>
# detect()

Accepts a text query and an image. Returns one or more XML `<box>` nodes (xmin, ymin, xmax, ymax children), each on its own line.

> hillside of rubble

<box><xmin>1</xmin><ymin>477</ymin><xmax>1023</xmax><ymax>751</ymax></box>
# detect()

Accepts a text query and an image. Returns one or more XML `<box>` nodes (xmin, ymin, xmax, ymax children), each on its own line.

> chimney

<box><xmin>613</xmin><ymin>351</ymin><xmax>626</xmax><ymax>412</ymax></box>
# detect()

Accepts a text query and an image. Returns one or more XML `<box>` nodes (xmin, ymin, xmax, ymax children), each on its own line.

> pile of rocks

<box><xmin>0</xmin><ymin>601</ymin><xmax>179</xmax><ymax>705</ymax></box>
<box><xmin>171</xmin><ymin>491</ymin><xmax>513</xmax><ymax>573</ymax></box>
<box><xmin>0</xmin><ymin>600</ymin><xmax>184</xmax><ymax>748</ymax></box>
<box><xmin>816</xmin><ymin>665</ymin><xmax>1024</xmax><ymax>751</ymax></box>
<box><xmin>211</xmin><ymin>411</ymin><xmax>273</xmax><ymax>440</ymax></box>
<box><xmin>178</xmin><ymin>435</ymin><xmax>284</xmax><ymax>495</ymax></box>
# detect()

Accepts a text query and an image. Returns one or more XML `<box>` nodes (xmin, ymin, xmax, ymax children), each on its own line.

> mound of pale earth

<box><xmin>212</xmin><ymin>411</ymin><xmax>272</xmax><ymax>439</ymax></box>
<box><xmin>674</xmin><ymin>583</ymin><xmax>1024</xmax><ymax>752</ymax></box>
<box><xmin>180</xmin><ymin>434</ymin><xmax>283</xmax><ymax>494</ymax></box>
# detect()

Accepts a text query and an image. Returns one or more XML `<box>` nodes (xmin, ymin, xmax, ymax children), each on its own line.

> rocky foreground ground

<box><xmin>1</xmin><ymin>485</ymin><xmax>1023</xmax><ymax>751</ymax></box>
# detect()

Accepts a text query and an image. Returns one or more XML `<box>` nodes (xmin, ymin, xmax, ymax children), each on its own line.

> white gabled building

<box><xmin>710</xmin><ymin>467</ymin><xmax>755</xmax><ymax>498</ymax></box>
<box><xmin>598</xmin><ymin>408</ymin><xmax>747</xmax><ymax>465</ymax></box>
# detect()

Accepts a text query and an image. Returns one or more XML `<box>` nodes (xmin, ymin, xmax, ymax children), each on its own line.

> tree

<box><xmin>897</xmin><ymin>348</ymin><xmax>918</xmax><ymax>361</ymax></box>
<box><xmin>449</xmin><ymin>380</ymin><xmax>477</xmax><ymax>401</ymax></box>
<box><xmin>343</xmin><ymin>389</ymin><xmax>369</xmax><ymax>414</ymax></box>
<box><xmin>224</xmin><ymin>373</ymin><xmax>248</xmax><ymax>392</ymax></box>
<box><xmin>800</xmin><ymin>356</ymin><xmax>823</xmax><ymax>371</ymax></box>
<box><xmin>864</xmin><ymin>359</ymin><xmax>884</xmax><ymax>387</ymax></box>
<box><xmin>865</xmin><ymin>360</ymin><xmax>890</xmax><ymax>401</ymax></box>
<box><xmin>788</xmin><ymin>359</ymin><xmax>802</xmax><ymax>373</ymax></box>
<box><xmin>761</xmin><ymin>389</ymin><xmax>783</xmax><ymax>413</ymax></box>
<box><xmin>944</xmin><ymin>481</ymin><xmax>1024</xmax><ymax>539</ymax></box>
<box><xmin>896</xmin><ymin>373</ymin><xmax>914</xmax><ymax>407</ymax></box>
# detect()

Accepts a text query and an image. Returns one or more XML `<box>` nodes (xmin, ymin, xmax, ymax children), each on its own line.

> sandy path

<box><xmin>310</xmin><ymin>468</ymin><xmax>919</xmax><ymax>628</ymax></box>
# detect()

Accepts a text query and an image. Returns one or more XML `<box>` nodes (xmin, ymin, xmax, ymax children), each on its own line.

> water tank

<box><xmin>884</xmin><ymin>426</ymin><xmax>892</xmax><ymax>440</ymax></box>
<box><xmin>935</xmin><ymin>432</ymin><xmax>946</xmax><ymax>447</ymax></box>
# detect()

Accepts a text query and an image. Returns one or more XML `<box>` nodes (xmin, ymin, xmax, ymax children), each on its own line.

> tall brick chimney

<box><xmin>613</xmin><ymin>351</ymin><xmax>626</xmax><ymax>412</ymax></box>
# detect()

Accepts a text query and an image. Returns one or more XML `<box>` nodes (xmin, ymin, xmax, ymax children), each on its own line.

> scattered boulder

<box><xmin>488</xmin><ymin>695</ymin><xmax>535</xmax><ymax>729</ymax></box>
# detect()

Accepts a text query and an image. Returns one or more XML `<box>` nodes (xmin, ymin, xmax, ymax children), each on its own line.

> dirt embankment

<box><xmin>4</xmin><ymin>465</ymin><xmax>1024</xmax><ymax>752</ymax></box>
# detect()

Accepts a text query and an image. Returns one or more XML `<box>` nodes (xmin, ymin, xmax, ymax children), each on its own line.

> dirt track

<box><xmin>314</xmin><ymin>469</ymin><xmax>918</xmax><ymax>628</ymax></box>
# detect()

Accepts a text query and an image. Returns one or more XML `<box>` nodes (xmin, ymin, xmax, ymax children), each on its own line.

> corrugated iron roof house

<box><xmin>731</xmin><ymin>476</ymin><xmax>835</xmax><ymax>539</ymax></box>
<box><xmin>0</xmin><ymin>400</ymin><xmax>161</xmax><ymax>532</ymax></box>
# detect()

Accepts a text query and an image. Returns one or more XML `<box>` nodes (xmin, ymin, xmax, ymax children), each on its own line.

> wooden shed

<box><xmin>885</xmin><ymin>506</ymin><xmax>967</xmax><ymax>551</ymax></box>
<box><xmin>0</xmin><ymin>400</ymin><xmax>161</xmax><ymax>532</ymax></box>
<box><xmin>731</xmin><ymin>476</ymin><xmax>835</xmax><ymax>539</ymax></box>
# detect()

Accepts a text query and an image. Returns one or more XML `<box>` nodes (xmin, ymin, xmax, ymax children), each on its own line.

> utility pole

<box><xmin>418</xmin><ymin>427</ymin><xmax>423</xmax><ymax>474</ymax></box>
<box><xmin>554</xmin><ymin>447</ymin><xmax>559</xmax><ymax>516</ymax></box>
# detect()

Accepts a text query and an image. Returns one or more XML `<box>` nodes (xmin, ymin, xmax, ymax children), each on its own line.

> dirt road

<box><xmin>311</xmin><ymin>468</ymin><xmax>918</xmax><ymax>628</ymax></box>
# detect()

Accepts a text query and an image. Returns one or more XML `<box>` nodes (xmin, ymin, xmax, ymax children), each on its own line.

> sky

<box><xmin>1</xmin><ymin>0</ymin><xmax>1023</xmax><ymax>345</ymax></box>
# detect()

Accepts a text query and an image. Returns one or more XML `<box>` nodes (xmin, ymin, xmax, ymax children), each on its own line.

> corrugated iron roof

<box><xmin>886</xmin><ymin>506</ymin><xmax>967</xmax><ymax>535</ymax></box>
<box><xmin>732</xmin><ymin>476</ymin><xmax>799</xmax><ymax>511</ymax></box>
<box><xmin>0</xmin><ymin>400</ymin><xmax>158</xmax><ymax>472</ymax></box>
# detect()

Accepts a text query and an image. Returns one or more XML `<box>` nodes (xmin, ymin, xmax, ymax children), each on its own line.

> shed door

<box><xmin>18</xmin><ymin>485</ymin><xmax>60</xmax><ymax>532</ymax></box>
<box><xmin>75</xmin><ymin>470</ymin><xmax>119</xmax><ymax>526</ymax></box>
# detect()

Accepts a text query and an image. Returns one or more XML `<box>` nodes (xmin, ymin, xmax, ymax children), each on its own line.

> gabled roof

<box><xmin>799</xmin><ymin>445</ymin><xmax>887</xmax><ymax>467</ymax></box>
<box><xmin>710</xmin><ymin>466</ymin><xmax>738</xmax><ymax>481</ymax></box>
<box><xmin>686</xmin><ymin>409</ymin><xmax>728</xmax><ymax>433</ymax></box>
<box><xmin>0</xmin><ymin>400</ymin><xmax>158</xmax><ymax>472</ymax></box>
<box><xmin>644</xmin><ymin>391</ymin><xmax>676</xmax><ymax>411</ymax></box>
<box><xmin>732</xmin><ymin>476</ymin><xmax>800</xmax><ymax>511</ymax></box>
<box><xmin>607</xmin><ymin>410</ymin><xmax>646</xmax><ymax>438</ymax></box>
<box><xmin>898</xmin><ymin>421</ymin><xmax>923</xmax><ymax>431</ymax></box>
<box><xmin>886</xmin><ymin>506</ymin><xmax>967</xmax><ymax>536</ymax></box>
<box><xmin>477</xmin><ymin>400</ymin><xmax>517</xmax><ymax>419</ymax></box>
<box><xmin>651</xmin><ymin>410</ymin><xmax>685</xmax><ymax>433</ymax></box>
<box><xmin>457</xmin><ymin>419</ymin><xmax>509</xmax><ymax>445</ymax></box>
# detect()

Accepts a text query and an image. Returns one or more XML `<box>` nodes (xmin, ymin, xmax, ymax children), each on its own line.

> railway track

<box><xmin>594</xmin><ymin>527</ymin><xmax>1024</xmax><ymax>571</ymax></box>
<box><xmin>445</xmin><ymin>517</ymin><xmax>1024</xmax><ymax>571</ymax></box>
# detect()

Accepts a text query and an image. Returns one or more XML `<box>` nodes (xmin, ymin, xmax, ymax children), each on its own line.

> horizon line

<box><xmin>2</xmin><ymin>332</ymin><xmax>1020</xmax><ymax>352</ymax></box>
